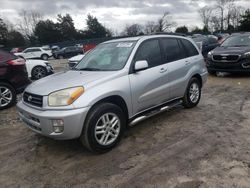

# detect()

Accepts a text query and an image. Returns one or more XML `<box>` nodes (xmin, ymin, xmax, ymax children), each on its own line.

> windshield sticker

<box><xmin>117</xmin><ymin>43</ymin><xmax>133</xmax><ymax>48</ymax></box>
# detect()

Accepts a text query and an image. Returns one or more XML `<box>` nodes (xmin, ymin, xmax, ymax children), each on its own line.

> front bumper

<box><xmin>206</xmin><ymin>59</ymin><xmax>250</xmax><ymax>73</ymax></box>
<box><xmin>17</xmin><ymin>101</ymin><xmax>90</xmax><ymax>140</ymax></box>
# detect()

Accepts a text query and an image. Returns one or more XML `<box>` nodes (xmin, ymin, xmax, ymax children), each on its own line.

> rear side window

<box><xmin>208</xmin><ymin>37</ymin><xmax>218</xmax><ymax>44</ymax></box>
<box><xmin>161</xmin><ymin>38</ymin><xmax>186</xmax><ymax>62</ymax></box>
<box><xmin>181</xmin><ymin>39</ymin><xmax>199</xmax><ymax>57</ymax></box>
<box><xmin>0</xmin><ymin>50</ymin><xmax>16</xmax><ymax>63</ymax></box>
<box><xmin>134</xmin><ymin>39</ymin><xmax>162</xmax><ymax>68</ymax></box>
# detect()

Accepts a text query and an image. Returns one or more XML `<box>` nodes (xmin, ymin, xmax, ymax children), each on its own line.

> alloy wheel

<box><xmin>189</xmin><ymin>82</ymin><xmax>200</xmax><ymax>103</ymax></box>
<box><xmin>0</xmin><ymin>86</ymin><xmax>12</xmax><ymax>107</ymax></box>
<box><xmin>94</xmin><ymin>113</ymin><xmax>121</xmax><ymax>146</ymax></box>
<box><xmin>33</xmin><ymin>67</ymin><xmax>46</xmax><ymax>79</ymax></box>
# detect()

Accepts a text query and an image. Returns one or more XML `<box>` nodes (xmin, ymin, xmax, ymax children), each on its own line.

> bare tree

<box><xmin>199</xmin><ymin>6</ymin><xmax>213</xmax><ymax>30</ymax></box>
<box><xmin>228</xmin><ymin>6</ymin><xmax>245</xmax><ymax>29</ymax></box>
<box><xmin>156</xmin><ymin>12</ymin><xmax>176</xmax><ymax>32</ymax></box>
<box><xmin>122</xmin><ymin>24</ymin><xmax>143</xmax><ymax>36</ymax></box>
<box><xmin>17</xmin><ymin>10</ymin><xmax>43</xmax><ymax>39</ymax></box>
<box><xmin>215</xmin><ymin>0</ymin><xmax>235</xmax><ymax>31</ymax></box>
<box><xmin>144</xmin><ymin>21</ymin><xmax>157</xmax><ymax>34</ymax></box>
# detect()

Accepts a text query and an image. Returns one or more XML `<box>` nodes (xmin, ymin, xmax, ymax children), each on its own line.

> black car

<box><xmin>53</xmin><ymin>46</ymin><xmax>83</xmax><ymax>59</ymax></box>
<box><xmin>192</xmin><ymin>35</ymin><xmax>220</xmax><ymax>57</ymax></box>
<box><xmin>206</xmin><ymin>34</ymin><xmax>250</xmax><ymax>75</ymax></box>
<box><xmin>0</xmin><ymin>50</ymin><xmax>31</xmax><ymax>110</ymax></box>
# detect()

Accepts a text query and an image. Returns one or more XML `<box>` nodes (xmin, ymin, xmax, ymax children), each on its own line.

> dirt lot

<box><xmin>0</xmin><ymin>61</ymin><xmax>250</xmax><ymax>188</ymax></box>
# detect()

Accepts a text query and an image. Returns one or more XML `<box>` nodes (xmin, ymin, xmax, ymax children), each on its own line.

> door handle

<box><xmin>185</xmin><ymin>61</ymin><xmax>191</xmax><ymax>65</ymax></box>
<box><xmin>159</xmin><ymin>67</ymin><xmax>167</xmax><ymax>73</ymax></box>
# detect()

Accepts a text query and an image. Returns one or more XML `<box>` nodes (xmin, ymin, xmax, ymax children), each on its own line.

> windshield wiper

<box><xmin>78</xmin><ymin>68</ymin><xmax>102</xmax><ymax>71</ymax></box>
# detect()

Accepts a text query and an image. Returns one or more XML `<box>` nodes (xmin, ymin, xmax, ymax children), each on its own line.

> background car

<box><xmin>68</xmin><ymin>54</ymin><xmax>85</xmax><ymax>68</ymax></box>
<box><xmin>53</xmin><ymin>46</ymin><xmax>83</xmax><ymax>59</ymax></box>
<box><xmin>0</xmin><ymin>50</ymin><xmax>30</xmax><ymax>110</ymax></box>
<box><xmin>191</xmin><ymin>35</ymin><xmax>220</xmax><ymax>57</ymax></box>
<box><xmin>206</xmin><ymin>33</ymin><xmax>250</xmax><ymax>75</ymax></box>
<box><xmin>25</xmin><ymin>59</ymin><xmax>54</xmax><ymax>80</ymax></box>
<box><xmin>15</xmin><ymin>47</ymin><xmax>52</xmax><ymax>60</ymax></box>
<box><xmin>10</xmin><ymin>47</ymin><xmax>23</xmax><ymax>54</ymax></box>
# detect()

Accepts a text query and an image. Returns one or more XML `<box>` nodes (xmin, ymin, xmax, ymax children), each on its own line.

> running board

<box><xmin>129</xmin><ymin>99</ymin><xmax>182</xmax><ymax>126</ymax></box>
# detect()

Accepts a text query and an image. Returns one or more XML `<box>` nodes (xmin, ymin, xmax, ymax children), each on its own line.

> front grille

<box><xmin>212</xmin><ymin>55</ymin><xmax>240</xmax><ymax>62</ymax></box>
<box><xmin>23</xmin><ymin>92</ymin><xmax>43</xmax><ymax>107</ymax></box>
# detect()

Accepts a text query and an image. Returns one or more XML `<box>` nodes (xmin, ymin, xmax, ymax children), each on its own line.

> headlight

<box><xmin>48</xmin><ymin>87</ymin><xmax>84</xmax><ymax>106</ymax></box>
<box><xmin>243</xmin><ymin>52</ymin><xmax>250</xmax><ymax>58</ymax></box>
<box><xmin>207</xmin><ymin>51</ymin><xmax>212</xmax><ymax>59</ymax></box>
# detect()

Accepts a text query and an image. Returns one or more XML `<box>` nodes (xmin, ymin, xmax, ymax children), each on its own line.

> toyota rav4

<box><xmin>17</xmin><ymin>35</ymin><xmax>207</xmax><ymax>152</ymax></box>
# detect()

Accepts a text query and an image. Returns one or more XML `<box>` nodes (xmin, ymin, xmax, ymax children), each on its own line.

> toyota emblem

<box><xmin>28</xmin><ymin>95</ymin><xmax>33</xmax><ymax>102</ymax></box>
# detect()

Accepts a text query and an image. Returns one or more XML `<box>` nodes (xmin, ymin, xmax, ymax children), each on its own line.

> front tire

<box><xmin>183</xmin><ymin>77</ymin><xmax>201</xmax><ymax>108</ymax></box>
<box><xmin>31</xmin><ymin>66</ymin><xmax>47</xmax><ymax>80</ymax></box>
<box><xmin>0</xmin><ymin>82</ymin><xmax>16</xmax><ymax>110</ymax></box>
<box><xmin>80</xmin><ymin>103</ymin><xmax>126</xmax><ymax>153</ymax></box>
<box><xmin>41</xmin><ymin>54</ymin><xmax>49</xmax><ymax>60</ymax></box>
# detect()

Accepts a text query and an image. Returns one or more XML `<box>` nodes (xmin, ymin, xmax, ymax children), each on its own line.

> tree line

<box><xmin>0</xmin><ymin>3</ymin><xmax>250</xmax><ymax>48</ymax></box>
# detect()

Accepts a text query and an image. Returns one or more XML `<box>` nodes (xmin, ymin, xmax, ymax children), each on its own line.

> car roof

<box><xmin>104</xmin><ymin>34</ymin><xmax>189</xmax><ymax>44</ymax></box>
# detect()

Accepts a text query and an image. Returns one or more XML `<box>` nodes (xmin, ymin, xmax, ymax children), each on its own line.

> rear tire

<box><xmin>183</xmin><ymin>77</ymin><xmax>201</xmax><ymax>108</ymax></box>
<box><xmin>80</xmin><ymin>103</ymin><xmax>126</xmax><ymax>153</ymax></box>
<box><xmin>0</xmin><ymin>82</ymin><xmax>16</xmax><ymax>110</ymax></box>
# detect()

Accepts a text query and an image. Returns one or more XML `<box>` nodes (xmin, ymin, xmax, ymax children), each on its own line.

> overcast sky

<box><xmin>0</xmin><ymin>0</ymin><xmax>249</xmax><ymax>32</ymax></box>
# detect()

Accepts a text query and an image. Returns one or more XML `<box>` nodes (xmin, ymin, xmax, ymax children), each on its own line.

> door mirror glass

<box><xmin>134</xmin><ymin>60</ymin><xmax>148</xmax><ymax>72</ymax></box>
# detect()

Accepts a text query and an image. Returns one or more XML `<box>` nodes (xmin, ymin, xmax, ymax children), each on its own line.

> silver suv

<box><xmin>17</xmin><ymin>35</ymin><xmax>207</xmax><ymax>152</ymax></box>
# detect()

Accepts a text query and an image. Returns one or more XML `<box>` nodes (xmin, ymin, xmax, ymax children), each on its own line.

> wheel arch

<box><xmin>86</xmin><ymin>95</ymin><xmax>129</xmax><ymax>124</ymax></box>
<box><xmin>192</xmin><ymin>74</ymin><xmax>203</xmax><ymax>88</ymax></box>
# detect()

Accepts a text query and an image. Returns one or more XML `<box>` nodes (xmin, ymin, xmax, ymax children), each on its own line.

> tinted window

<box><xmin>32</xmin><ymin>48</ymin><xmax>41</xmax><ymax>52</ymax></box>
<box><xmin>208</xmin><ymin>37</ymin><xmax>218</xmax><ymax>44</ymax></box>
<box><xmin>0</xmin><ymin>50</ymin><xmax>16</xmax><ymax>63</ymax></box>
<box><xmin>181</xmin><ymin>39</ymin><xmax>199</xmax><ymax>57</ymax></box>
<box><xmin>134</xmin><ymin>39</ymin><xmax>162</xmax><ymax>68</ymax></box>
<box><xmin>161</xmin><ymin>38</ymin><xmax>186</xmax><ymax>62</ymax></box>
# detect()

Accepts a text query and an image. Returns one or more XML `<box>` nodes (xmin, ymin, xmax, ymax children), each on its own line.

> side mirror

<box><xmin>134</xmin><ymin>60</ymin><xmax>149</xmax><ymax>72</ymax></box>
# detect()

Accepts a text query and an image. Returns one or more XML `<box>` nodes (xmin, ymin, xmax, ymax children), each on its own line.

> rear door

<box><xmin>129</xmin><ymin>38</ymin><xmax>169</xmax><ymax>114</ymax></box>
<box><xmin>160</xmin><ymin>37</ymin><xmax>198</xmax><ymax>99</ymax></box>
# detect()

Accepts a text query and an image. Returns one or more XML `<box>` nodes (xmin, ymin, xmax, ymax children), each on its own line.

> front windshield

<box><xmin>221</xmin><ymin>35</ymin><xmax>250</xmax><ymax>47</ymax></box>
<box><xmin>74</xmin><ymin>41</ymin><xmax>136</xmax><ymax>71</ymax></box>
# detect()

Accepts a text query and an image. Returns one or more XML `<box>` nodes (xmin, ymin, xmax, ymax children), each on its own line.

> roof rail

<box><xmin>152</xmin><ymin>32</ymin><xmax>187</xmax><ymax>37</ymax></box>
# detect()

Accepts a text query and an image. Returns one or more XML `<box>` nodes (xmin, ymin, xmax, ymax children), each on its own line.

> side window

<box><xmin>24</xmin><ymin>49</ymin><xmax>32</xmax><ymax>53</ymax></box>
<box><xmin>208</xmin><ymin>37</ymin><xmax>218</xmax><ymax>44</ymax></box>
<box><xmin>134</xmin><ymin>39</ymin><xmax>162</xmax><ymax>68</ymax></box>
<box><xmin>181</xmin><ymin>39</ymin><xmax>199</xmax><ymax>57</ymax></box>
<box><xmin>161</xmin><ymin>38</ymin><xmax>186</xmax><ymax>62</ymax></box>
<box><xmin>32</xmin><ymin>48</ymin><xmax>41</xmax><ymax>52</ymax></box>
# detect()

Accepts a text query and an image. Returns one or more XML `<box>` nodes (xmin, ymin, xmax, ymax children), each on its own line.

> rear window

<box><xmin>0</xmin><ymin>50</ymin><xmax>16</xmax><ymax>63</ymax></box>
<box><xmin>181</xmin><ymin>39</ymin><xmax>199</xmax><ymax>57</ymax></box>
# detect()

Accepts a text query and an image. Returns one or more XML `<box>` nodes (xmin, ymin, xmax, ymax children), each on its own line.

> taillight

<box><xmin>7</xmin><ymin>58</ymin><xmax>26</xmax><ymax>65</ymax></box>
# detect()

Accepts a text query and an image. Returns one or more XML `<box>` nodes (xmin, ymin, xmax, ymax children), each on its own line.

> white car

<box><xmin>25</xmin><ymin>59</ymin><xmax>54</xmax><ymax>80</ymax></box>
<box><xmin>68</xmin><ymin>54</ymin><xmax>85</xmax><ymax>68</ymax></box>
<box><xmin>15</xmin><ymin>47</ymin><xmax>52</xmax><ymax>60</ymax></box>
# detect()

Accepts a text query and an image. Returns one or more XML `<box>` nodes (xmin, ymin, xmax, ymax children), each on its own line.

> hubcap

<box><xmin>34</xmin><ymin>67</ymin><xmax>46</xmax><ymax>79</ymax></box>
<box><xmin>95</xmin><ymin>113</ymin><xmax>121</xmax><ymax>146</ymax></box>
<box><xmin>189</xmin><ymin>83</ymin><xmax>200</xmax><ymax>103</ymax></box>
<box><xmin>0</xmin><ymin>86</ymin><xmax>12</xmax><ymax>107</ymax></box>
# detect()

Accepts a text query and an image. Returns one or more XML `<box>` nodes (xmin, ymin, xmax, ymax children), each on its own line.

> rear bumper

<box><xmin>17</xmin><ymin>101</ymin><xmax>90</xmax><ymax>140</ymax></box>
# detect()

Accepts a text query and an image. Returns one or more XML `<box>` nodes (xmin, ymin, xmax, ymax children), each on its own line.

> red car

<box><xmin>0</xmin><ymin>50</ymin><xmax>31</xmax><ymax>110</ymax></box>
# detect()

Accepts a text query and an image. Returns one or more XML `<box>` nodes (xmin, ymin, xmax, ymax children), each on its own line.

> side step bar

<box><xmin>129</xmin><ymin>99</ymin><xmax>183</xmax><ymax>126</ymax></box>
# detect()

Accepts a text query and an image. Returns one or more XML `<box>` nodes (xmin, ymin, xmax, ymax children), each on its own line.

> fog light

<box><xmin>52</xmin><ymin>119</ymin><xmax>64</xmax><ymax>133</ymax></box>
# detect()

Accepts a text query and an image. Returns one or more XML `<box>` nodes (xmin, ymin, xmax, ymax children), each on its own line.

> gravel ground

<box><xmin>0</xmin><ymin>61</ymin><xmax>250</xmax><ymax>188</ymax></box>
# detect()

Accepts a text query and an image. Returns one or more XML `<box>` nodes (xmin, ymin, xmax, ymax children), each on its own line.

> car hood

<box><xmin>25</xmin><ymin>70</ymin><xmax>119</xmax><ymax>95</ymax></box>
<box><xmin>211</xmin><ymin>46</ymin><xmax>250</xmax><ymax>55</ymax></box>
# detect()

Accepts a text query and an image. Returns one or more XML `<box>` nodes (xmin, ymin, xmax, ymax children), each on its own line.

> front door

<box><xmin>129</xmin><ymin>39</ymin><xmax>169</xmax><ymax>115</ymax></box>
